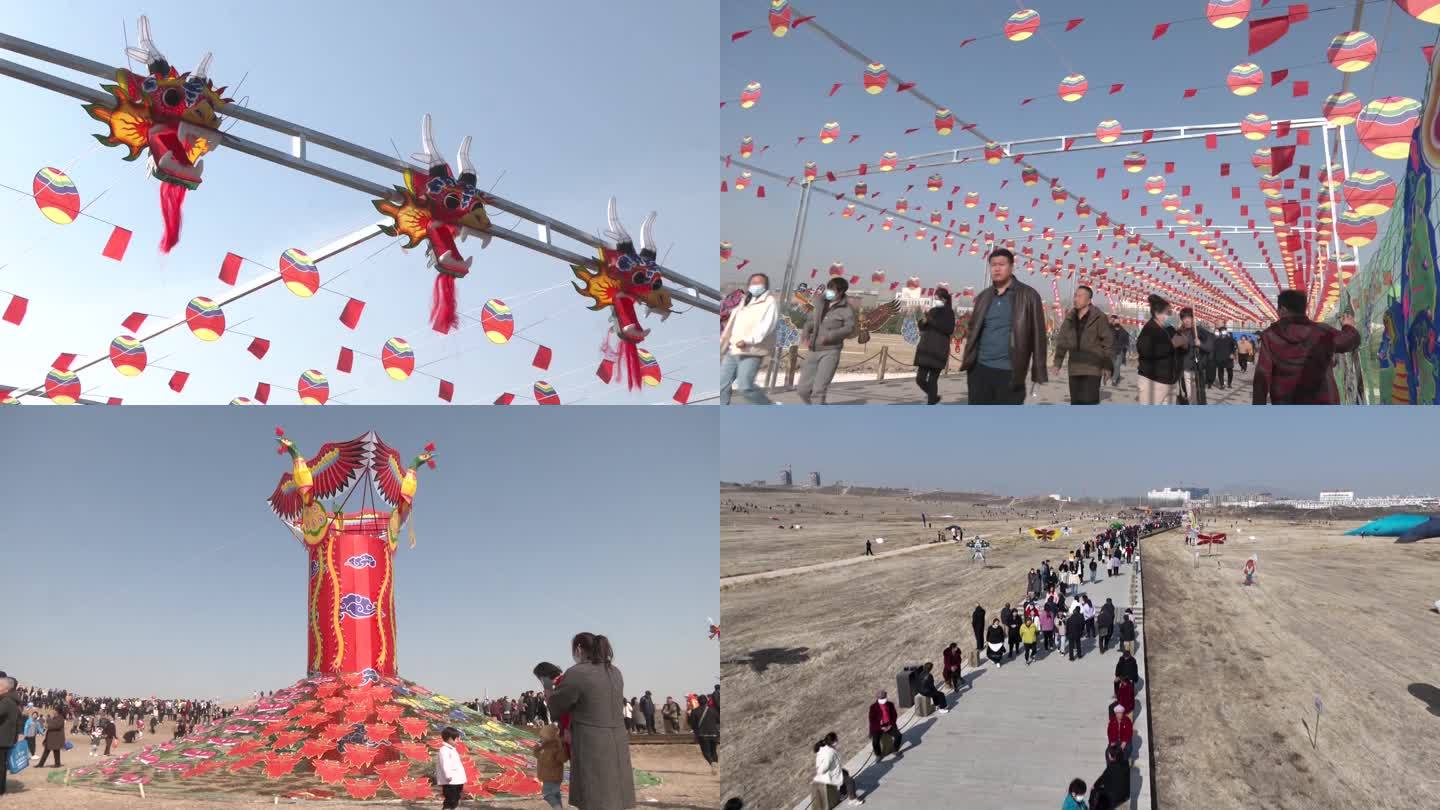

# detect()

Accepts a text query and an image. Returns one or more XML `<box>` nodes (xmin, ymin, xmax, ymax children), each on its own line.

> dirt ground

<box><xmin>719</xmin><ymin>488</ymin><xmax>1123</xmax><ymax>810</ymax></box>
<box><xmin>2</xmin><ymin>720</ymin><xmax>716</xmax><ymax>809</ymax></box>
<box><xmin>1143</xmin><ymin>516</ymin><xmax>1440</xmax><ymax>810</ymax></box>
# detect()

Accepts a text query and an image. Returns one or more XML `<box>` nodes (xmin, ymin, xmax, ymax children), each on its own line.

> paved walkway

<box><xmin>804</xmin><ymin>563</ymin><xmax>1153</xmax><ymax>810</ymax></box>
<box><xmin>756</xmin><ymin>362</ymin><xmax>1252</xmax><ymax>405</ymax></box>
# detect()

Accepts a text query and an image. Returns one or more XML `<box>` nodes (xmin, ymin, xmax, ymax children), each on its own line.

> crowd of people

<box><xmin>798</xmin><ymin>513</ymin><xmax>1181</xmax><ymax>808</ymax></box>
<box><xmin>720</xmin><ymin>249</ymin><xmax>1362</xmax><ymax>406</ymax></box>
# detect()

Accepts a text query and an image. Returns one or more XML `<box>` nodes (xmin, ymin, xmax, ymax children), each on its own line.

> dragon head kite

<box><xmin>373</xmin><ymin>114</ymin><xmax>492</xmax><ymax>334</ymax></box>
<box><xmin>84</xmin><ymin>16</ymin><xmax>228</xmax><ymax>252</ymax></box>
<box><xmin>571</xmin><ymin>198</ymin><xmax>674</xmax><ymax>389</ymax></box>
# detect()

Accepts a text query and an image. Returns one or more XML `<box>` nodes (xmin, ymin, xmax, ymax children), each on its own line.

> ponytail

<box><xmin>571</xmin><ymin>632</ymin><xmax>615</xmax><ymax>668</ymax></box>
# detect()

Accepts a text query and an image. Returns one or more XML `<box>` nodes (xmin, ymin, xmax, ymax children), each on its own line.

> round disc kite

<box><xmin>1005</xmin><ymin>9</ymin><xmax>1040</xmax><ymax>41</ymax></box>
<box><xmin>45</xmin><ymin>369</ymin><xmax>80</xmax><ymax>404</ymax></box>
<box><xmin>1356</xmin><ymin>97</ymin><xmax>1422</xmax><ymax>159</ymax></box>
<box><xmin>533</xmin><ymin>381</ymin><xmax>561</xmax><ymax>405</ymax></box>
<box><xmin>381</xmin><ymin>337</ymin><xmax>415</xmax><ymax>381</ymax></box>
<box><xmin>279</xmin><ymin>248</ymin><xmax>321</xmax><ymax>297</ymax></box>
<box><xmin>298</xmin><ymin>369</ymin><xmax>330</xmax><ymax>405</ymax></box>
<box><xmin>32</xmin><ymin>167</ymin><xmax>80</xmax><ymax>225</ymax></box>
<box><xmin>109</xmin><ymin>335</ymin><xmax>147</xmax><ymax>377</ymax></box>
<box><xmin>636</xmin><ymin>349</ymin><xmax>662</xmax><ymax>387</ymax></box>
<box><xmin>481</xmin><ymin>299</ymin><xmax>514</xmax><ymax>344</ymax></box>
<box><xmin>185</xmin><ymin>297</ymin><xmax>226</xmax><ymax>342</ymax></box>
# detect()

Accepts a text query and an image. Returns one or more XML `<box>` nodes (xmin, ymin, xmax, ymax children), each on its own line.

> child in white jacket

<box><xmin>434</xmin><ymin>727</ymin><xmax>467</xmax><ymax>809</ymax></box>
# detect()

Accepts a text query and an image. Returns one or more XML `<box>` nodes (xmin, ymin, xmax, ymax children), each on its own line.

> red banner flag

<box><xmin>254</xmin><ymin>382</ymin><xmax>271</xmax><ymax>404</ymax></box>
<box><xmin>730</xmin><ymin>29</ymin><xmax>752</xmax><ymax>42</ymax></box>
<box><xmin>533</xmin><ymin>345</ymin><xmax>552</xmax><ymax>370</ymax></box>
<box><xmin>1152</xmin><ymin>22</ymin><xmax>1170</xmax><ymax>39</ymax></box>
<box><xmin>102</xmin><ymin>226</ymin><xmax>132</xmax><ymax>260</ymax></box>
<box><xmin>1249</xmin><ymin>14</ymin><xmax>1290</xmax><ymax>55</ymax></box>
<box><xmin>1109</xmin><ymin>83</ymin><xmax>1125</xmax><ymax>95</ymax></box>
<box><xmin>52</xmin><ymin>352</ymin><xmax>76</xmax><ymax>371</ymax></box>
<box><xmin>1220</xmin><ymin>163</ymin><xmax>1231</xmax><ymax>177</ymax></box>
<box><xmin>247</xmin><ymin>337</ymin><xmax>270</xmax><ymax>359</ymax></box>
<box><xmin>1291</xmin><ymin>80</ymin><xmax>1309</xmax><ymax>97</ymax></box>
<box><xmin>1182</xmin><ymin>88</ymin><xmax>1197</xmax><ymax>99</ymax></box>
<box><xmin>438</xmin><ymin>379</ymin><xmax>454</xmax><ymax>402</ymax></box>
<box><xmin>1066</xmin><ymin>18</ymin><xmax>1084</xmax><ymax>31</ymax></box>
<box><xmin>169</xmin><ymin>371</ymin><xmax>189</xmax><ymax>392</ymax></box>
<box><xmin>494</xmin><ymin>392</ymin><xmax>514</xmax><ymax>405</ymax></box>
<box><xmin>219</xmin><ymin>252</ymin><xmax>243</xmax><ymax>285</ymax></box>
<box><xmin>336</xmin><ymin>346</ymin><xmax>354</xmax><ymax>373</ymax></box>
<box><xmin>2</xmin><ymin>294</ymin><xmax>26</xmax><ymax>325</ymax></box>
<box><xmin>1270</xmin><ymin>145</ymin><xmax>1296</xmax><ymax>174</ymax></box>
<box><xmin>1205</xmin><ymin>134</ymin><xmax>1218</xmax><ymax>150</ymax></box>
<box><xmin>339</xmin><ymin>298</ymin><xmax>364</xmax><ymax>329</ymax></box>
<box><xmin>121</xmin><ymin>312</ymin><xmax>147</xmax><ymax>332</ymax></box>
<box><xmin>1270</xmin><ymin>68</ymin><xmax>1289</xmax><ymax>85</ymax></box>
<box><xmin>106</xmin><ymin>397</ymin><xmax>122</xmax><ymax>406</ymax></box>
<box><xmin>673</xmin><ymin>381</ymin><xmax>694</xmax><ymax>404</ymax></box>
<box><xmin>828</xmin><ymin>83</ymin><xmax>843</xmax><ymax>97</ymax></box>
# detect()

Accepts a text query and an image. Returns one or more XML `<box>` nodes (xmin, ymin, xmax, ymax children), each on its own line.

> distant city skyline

<box><xmin>720</xmin><ymin>408</ymin><xmax>1437</xmax><ymax>499</ymax></box>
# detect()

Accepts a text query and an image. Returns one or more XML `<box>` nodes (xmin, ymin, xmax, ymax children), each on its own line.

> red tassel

<box><xmin>430</xmin><ymin>273</ymin><xmax>459</xmax><ymax>334</ymax></box>
<box><xmin>620</xmin><ymin>342</ymin><xmax>643</xmax><ymax>391</ymax></box>
<box><xmin>158</xmin><ymin>183</ymin><xmax>187</xmax><ymax>253</ymax></box>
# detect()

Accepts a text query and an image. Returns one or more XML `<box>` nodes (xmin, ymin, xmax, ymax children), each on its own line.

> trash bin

<box><xmin>914</xmin><ymin>694</ymin><xmax>934</xmax><ymax>717</ymax></box>
<box><xmin>895</xmin><ymin>665</ymin><xmax>923</xmax><ymax>709</ymax></box>
<box><xmin>810</xmin><ymin>782</ymin><xmax>841</xmax><ymax>810</ymax></box>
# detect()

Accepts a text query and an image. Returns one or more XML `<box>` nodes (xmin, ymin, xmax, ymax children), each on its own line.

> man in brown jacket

<box><xmin>796</xmin><ymin>276</ymin><xmax>858</xmax><ymax>404</ymax></box>
<box><xmin>960</xmin><ymin>248</ymin><xmax>1048</xmax><ymax>404</ymax></box>
<box><xmin>1051</xmin><ymin>285</ymin><xmax>1113</xmax><ymax>405</ymax></box>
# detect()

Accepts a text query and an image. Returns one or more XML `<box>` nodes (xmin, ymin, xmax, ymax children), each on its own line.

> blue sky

<box><xmin>2</xmin><ymin>407</ymin><xmax>718</xmax><ymax>702</ymax></box>
<box><xmin>721</xmin><ymin>0</ymin><xmax>1440</xmax><ymax>322</ymax></box>
<box><xmin>0</xmin><ymin>0</ymin><xmax>718</xmax><ymax>405</ymax></box>
<box><xmin>720</xmin><ymin>406</ymin><xmax>1436</xmax><ymax>498</ymax></box>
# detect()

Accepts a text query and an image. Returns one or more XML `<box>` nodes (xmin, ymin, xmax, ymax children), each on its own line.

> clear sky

<box><xmin>720</xmin><ymin>406</ymin><xmax>1436</xmax><ymax>498</ymax></box>
<box><xmin>0</xmin><ymin>0</ymin><xmax>718</xmax><ymax>405</ymax></box>
<box><xmin>721</xmin><ymin>0</ymin><xmax>1440</xmax><ymax>321</ymax></box>
<box><xmin>2</xmin><ymin>407</ymin><xmax>719</xmax><ymax>702</ymax></box>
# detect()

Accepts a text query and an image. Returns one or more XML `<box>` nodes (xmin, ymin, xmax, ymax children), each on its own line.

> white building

<box><xmin>1318</xmin><ymin>491</ymin><xmax>1355</xmax><ymax>505</ymax></box>
<box><xmin>1146</xmin><ymin>487</ymin><xmax>1191</xmax><ymax>507</ymax></box>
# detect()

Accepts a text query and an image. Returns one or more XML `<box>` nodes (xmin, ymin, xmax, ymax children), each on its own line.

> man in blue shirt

<box><xmin>959</xmin><ymin>248</ymin><xmax>1048</xmax><ymax>404</ymax></box>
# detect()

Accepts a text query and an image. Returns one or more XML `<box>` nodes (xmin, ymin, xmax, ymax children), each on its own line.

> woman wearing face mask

<box><xmin>912</xmin><ymin>287</ymin><xmax>956</xmax><ymax>404</ymax></box>
<box><xmin>796</xmin><ymin>277</ymin><xmax>857</xmax><ymax>404</ymax></box>
<box><xmin>1134</xmin><ymin>294</ymin><xmax>1185</xmax><ymax>405</ymax></box>
<box><xmin>719</xmin><ymin>273</ymin><xmax>779</xmax><ymax>405</ymax></box>
<box><xmin>545</xmin><ymin>633</ymin><xmax>635</xmax><ymax>810</ymax></box>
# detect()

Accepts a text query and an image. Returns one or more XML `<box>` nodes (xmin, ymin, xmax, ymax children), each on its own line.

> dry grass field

<box><xmin>1143</xmin><ymin>517</ymin><xmax>1440</xmax><ymax>810</ymax></box>
<box><xmin>719</xmin><ymin>487</ymin><xmax>1120</xmax><ymax>809</ymax></box>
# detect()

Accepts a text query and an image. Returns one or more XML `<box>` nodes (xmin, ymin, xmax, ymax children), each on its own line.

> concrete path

<box><xmin>808</xmin><ymin>563</ymin><xmax>1153</xmax><ymax>810</ymax></box>
<box><xmin>754</xmin><ymin>362</ymin><xmax>1252</xmax><ymax>405</ymax></box>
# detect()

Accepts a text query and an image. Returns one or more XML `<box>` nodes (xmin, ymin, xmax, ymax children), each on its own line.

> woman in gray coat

<box><xmin>546</xmin><ymin>633</ymin><xmax>635</xmax><ymax>809</ymax></box>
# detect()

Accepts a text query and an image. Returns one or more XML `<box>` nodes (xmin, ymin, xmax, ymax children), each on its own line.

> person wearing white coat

<box><xmin>813</xmin><ymin>732</ymin><xmax>863</xmax><ymax>805</ymax></box>
<box><xmin>719</xmin><ymin>273</ymin><xmax>779</xmax><ymax>404</ymax></box>
<box><xmin>434</xmin><ymin>727</ymin><xmax>468</xmax><ymax>809</ymax></box>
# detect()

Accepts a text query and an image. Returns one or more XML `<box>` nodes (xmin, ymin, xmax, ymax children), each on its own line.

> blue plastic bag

<box><xmin>63</xmin><ymin>740</ymin><xmax>74</xmax><ymax>751</ymax></box>
<box><xmin>6</xmin><ymin>742</ymin><xmax>28</xmax><ymax>775</ymax></box>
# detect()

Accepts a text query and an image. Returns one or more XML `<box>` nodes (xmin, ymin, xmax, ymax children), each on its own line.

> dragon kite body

<box><xmin>373</xmin><ymin>114</ymin><xmax>492</xmax><ymax>334</ymax></box>
<box><xmin>571</xmin><ymin>198</ymin><xmax>673</xmax><ymax>389</ymax></box>
<box><xmin>84</xmin><ymin>16</ymin><xmax>228</xmax><ymax>252</ymax></box>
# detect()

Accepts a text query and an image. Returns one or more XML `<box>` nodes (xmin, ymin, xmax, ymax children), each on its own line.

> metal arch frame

<box><xmin>0</xmin><ymin>32</ymin><xmax>720</xmax><ymax>312</ymax></box>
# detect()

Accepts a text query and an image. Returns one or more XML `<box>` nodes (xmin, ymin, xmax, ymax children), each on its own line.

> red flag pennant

<box><xmin>828</xmin><ymin>83</ymin><xmax>842</xmax><ymax>97</ymax></box>
<box><xmin>1425</xmin><ymin>45</ymin><xmax>1436</xmax><ymax>65</ymax></box>
<box><xmin>121</xmin><ymin>312</ymin><xmax>147</xmax><ymax>332</ymax></box>
<box><xmin>1282</xmin><ymin>201</ymin><xmax>1301</xmax><ymax>224</ymax></box>
<box><xmin>1276</xmin><ymin>120</ymin><xmax>1292</xmax><ymax>138</ymax></box>
<box><xmin>52</xmin><ymin>353</ymin><xmax>76</xmax><ymax>372</ymax></box>
<box><xmin>106</xmin><ymin>397</ymin><xmax>122</xmax><ymax>406</ymax></box>
<box><xmin>1020</xmin><ymin>98</ymin><xmax>1035</xmax><ymax>106</ymax></box>
<box><xmin>1182</xmin><ymin>185</ymin><xmax>1192</xmax><ymax>196</ymax></box>
<box><xmin>1249</xmin><ymin>14</ymin><xmax>1290</xmax><ymax>55</ymax></box>
<box><xmin>1291</xmin><ymin>80</ymin><xmax>1309</xmax><ymax>97</ymax></box>
<box><xmin>959</xmin><ymin>37</ymin><xmax>976</xmax><ymax>48</ymax></box>
<box><xmin>102</xmin><ymin>226</ymin><xmax>132</xmax><ymax>260</ymax></box>
<box><xmin>1097</xmin><ymin>167</ymin><xmax>1106</xmax><ymax>179</ymax></box>
<box><xmin>2</xmin><ymin>294</ymin><xmax>27</xmax><ymax>325</ymax></box>
<box><xmin>336</xmin><ymin>346</ymin><xmax>354</xmax><ymax>373</ymax></box>
<box><xmin>848</xmin><ymin>134</ymin><xmax>861</xmax><ymax>144</ymax></box>
<box><xmin>1205</xmin><ymin>134</ymin><xmax>1218</xmax><ymax>150</ymax></box>
<box><xmin>1232</xmin><ymin>186</ymin><xmax>1242</xmax><ymax>199</ymax></box>
<box><xmin>1063</xmin><ymin>137</ymin><xmax>1075</xmax><ymax>150</ymax></box>
<box><xmin>1121</xmin><ymin>189</ymin><xmax>1130</xmax><ymax>200</ymax></box>
<box><xmin>1287</xmin><ymin>3</ymin><xmax>1309</xmax><ymax>23</ymax></box>
<box><xmin>904</xmin><ymin>127</ymin><xmax>920</xmax><ymax>134</ymax></box>
<box><xmin>339</xmin><ymin>298</ymin><xmax>364</xmax><ymax>329</ymax></box>
<box><xmin>219</xmin><ymin>252</ymin><xmax>243</xmax><ymax>285</ymax></box>
<box><xmin>897</xmin><ymin>81</ymin><xmax>916</xmax><ymax>93</ymax></box>
<box><xmin>247</xmin><ymin>337</ymin><xmax>270</xmax><ymax>359</ymax></box>
<box><xmin>169</xmin><ymin>371</ymin><xmax>189</xmax><ymax>393</ymax></box>
<box><xmin>254</xmin><ymin>382</ymin><xmax>271</xmax><ymax>404</ymax></box>
<box><xmin>1182</xmin><ymin>88</ymin><xmax>1197</xmax><ymax>99</ymax></box>
<box><xmin>1270</xmin><ymin>68</ymin><xmax>1290</xmax><ymax>85</ymax></box>
<box><xmin>1220</xmin><ymin>163</ymin><xmax>1231</xmax><ymax>176</ymax></box>
<box><xmin>720</xmin><ymin>181</ymin><xmax>728</xmax><ymax>192</ymax></box>
<box><xmin>1299</xmin><ymin>164</ymin><xmax>1311</xmax><ymax>179</ymax></box>
<box><xmin>794</xmin><ymin>14</ymin><xmax>815</xmax><ymax>26</ymax></box>
<box><xmin>438</xmin><ymin>379</ymin><xmax>454</xmax><ymax>402</ymax></box>
<box><xmin>730</xmin><ymin>29</ymin><xmax>752</xmax><ymax>42</ymax></box>
<box><xmin>756</xmin><ymin>185</ymin><xmax>766</xmax><ymax>198</ymax></box>
<box><xmin>1297</xmin><ymin>129</ymin><xmax>1310</xmax><ymax>146</ymax></box>
<box><xmin>1066</xmin><ymin>18</ymin><xmax>1084</xmax><ymax>30</ymax></box>
<box><xmin>533</xmin><ymin>345</ymin><xmax>552</xmax><ymax>370</ymax></box>
<box><xmin>1152</xmin><ymin>22</ymin><xmax>1170</xmax><ymax>39</ymax></box>
<box><xmin>596</xmin><ymin>359</ymin><xmax>615</xmax><ymax>384</ymax></box>
<box><xmin>494</xmin><ymin>392</ymin><xmax>514</xmax><ymax>405</ymax></box>
<box><xmin>673</xmin><ymin>381</ymin><xmax>693</xmax><ymax>404</ymax></box>
<box><xmin>735</xmin><ymin>259</ymin><xmax>751</xmax><ymax>271</ymax></box>
<box><xmin>1164</xmin><ymin>161</ymin><xmax>1176</xmax><ymax>174</ymax></box>
<box><xmin>1142</xmin><ymin>130</ymin><xmax>1154</xmax><ymax>142</ymax></box>
<box><xmin>1109</xmin><ymin>83</ymin><xmax>1124</xmax><ymax>95</ymax></box>
<box><xmin>1270</xmin><ymin>145</ymin><xmax>1296</xmax><ymax>174</ymax></box>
